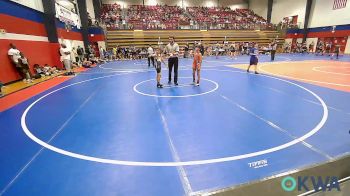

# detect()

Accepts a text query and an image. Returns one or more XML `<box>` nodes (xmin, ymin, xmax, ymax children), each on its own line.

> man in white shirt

<box><xmin>60</xmin><ymin>43</ymin><xmax>74</xmax><ymax>75</ymax></box>
<box><xmin>8</xmin><ymin>43</ymin><xmax>24</xmax><ymax>79</ymax></box>
<box><xmin>165</xmin><ymin>36</ymin><xmax>179</xmax><ymax>85</ymax></box>
<box><xmin>8</xmin><ymin>43</ymin><xmax>21</xmax><ymax>66</ymax></box>
<box><xmin>147</xmin><ymin>45</ymin><xmax>155</xmax><ymax>67</ymax></box>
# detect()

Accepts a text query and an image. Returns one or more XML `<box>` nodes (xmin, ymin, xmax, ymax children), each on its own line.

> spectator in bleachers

<box><xmin>101</xmin><ymin>3</ymin><xmax>272</xmax><ymax>30</ymax></box>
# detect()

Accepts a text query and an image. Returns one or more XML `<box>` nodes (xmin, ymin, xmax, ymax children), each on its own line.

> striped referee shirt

<box><xmin>165</xmin><ymin>43</ymin><xmax>179</xmax><ymax>58</ymax></box>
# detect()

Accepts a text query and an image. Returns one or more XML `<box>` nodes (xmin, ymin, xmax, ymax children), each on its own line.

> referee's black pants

<box><xmin>168</xmin><ymin>57</ymin><xmax>178</xmax><ymax>83</ymax></box>
<box><xmin>271</xmin><ymin>50</ymin><xmax>276</xmax><ymax>61</ymax></box>
<box><xmin>148</xmin><ymin>56</ymin><xmax>154</xmax><ymax>67</ymax></box>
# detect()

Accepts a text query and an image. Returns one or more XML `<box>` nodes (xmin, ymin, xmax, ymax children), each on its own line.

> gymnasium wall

<box><xmin>345</xmin><ymin>36</ymin><xmax>350</xmax><ymax>54</ymax></box>
<box><xmin>308</xmin><ymin>0</ymin><xmax>350</xmax><ymax>28</ymax></box>
<box><xmin>250</xmin><ymin>0</ymin><xmax>350</xmax><ymax>29</ymax></box>
<box><xmin>102</xmin><ymin>0</ymin><xmax>247</xmax><ymax>9</ymax></box>
<box><xmin>271</xmin><ymin>0</ymin><xmax>307</xmax><ymax>27</ymax></box>
<box><xmin>249</xmin><ymin>0</ymin><xmax>268</xmax><ymax>19</ymax></box>
<box><xmin>0</xmin><ymin>0</ymin><xmax>106</xmax><ymax>83</ymax></box>
<box><xmin>9</xmin><ymin>0</ymin><xmax>44</xmax><ymax>12</ymax></box>
<box><xmin>0</xmin><ymin>0</ymin><xmax>54</xmax><ymax>83</ymax></box>
<box><xmin>285</xmin><ymin>24</ymin><xmax>350</xmax><ymax>54</ymax></box>
<box><xmin>86</xmin><ymin>0</ymin><xmax>95</xmax><ymax>19</ymax></box>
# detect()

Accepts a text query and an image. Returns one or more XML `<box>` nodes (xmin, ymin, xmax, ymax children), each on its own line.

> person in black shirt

<box><xmin>333</xmin><ymin>45</ymin><xmax>340</xmax><ymax>59</ymax></box>
<box><xmin>77</xmin><ymin>46</ymin><xmax>84</xmax><ymax>63</ymax></box>
<box><xmin>199</xmin><ymin>43</ymin><xmax>205</xmax><ymax>56</ymax></box>
<box><xmin>270</xmin><ymin>41</ymin><xmax>277</xmax><ymax>61</ymax></box>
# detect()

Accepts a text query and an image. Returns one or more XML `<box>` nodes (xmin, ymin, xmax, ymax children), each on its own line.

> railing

<box><xmin>277</xmin><ymin>22</ymin><xmax>302</xmax><ymax>31</ymax></box>
<box><xmin>104</xmin><ymin>21</ymin><xmax>277</xmax><ymax>31</ymax></box>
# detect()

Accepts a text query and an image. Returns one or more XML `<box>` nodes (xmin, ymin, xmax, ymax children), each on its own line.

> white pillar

<box><xmin>345</xmin><ymin>36</ymin><xmax>350</xmax><ymax>54</ymax></box>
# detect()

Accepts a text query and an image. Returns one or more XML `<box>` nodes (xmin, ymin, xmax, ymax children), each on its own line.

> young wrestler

<box><xmin>192</xmin><ymin>47</ymin><xmax>202</xmax><ymax>86</ymax></box>
<box><xmin>247</xmin><ymin>43</ymin><xmax>259</xmax><ymax>74</ymax></box>
<box><xmin>155</xmin><ymin>48</ymin><xmax>166</xmax><ymax>88</ymax></box>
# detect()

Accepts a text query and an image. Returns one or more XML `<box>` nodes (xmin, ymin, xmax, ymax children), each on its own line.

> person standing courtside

<box><xmin>7</xmin><ymin>43</ymin><xmax>23</xmax><ymax>79</ymax></box>
<box><xmin>60</xmin><ymin>43</ymin><xmax>74</xmax><ymax>75</ymax></box>
<box><xmin>165</xmin><ymin>36</ymin><xmax>179</xmax><ymax>85</ymax></box>
<box><xmin>270</xmin><ymin>40</ymin><xmax>277</xmax><ymax>61</ymax></box>
<box><xmin>147</xmin><ymin>45</ymin><xmax>155</xmax><ymax>67</ymax></box>
<box><xmin>77</xmin><ymin>46</ymin><xmax>84</xmax><ymax>63</ymax></box>
<box><xmin>247</xmin><ymin>43</ymin><xmax>259</xmax><ymax>74</ymax></box>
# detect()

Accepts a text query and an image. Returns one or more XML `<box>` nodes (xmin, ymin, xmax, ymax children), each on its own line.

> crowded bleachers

<box><xmin>186</xmin><ymin>7</ymin><xmax>269</xmax><ymax>30</ymax></box>
<box><xmin>101</xmin><ymin>4</ymin><xmax>273</xmax><ymax>30</ymax></box>
<box><xmin>99</xmin><ymin>3</ymin><xmax>281</xmax><ymax>60</ymax></box>
<box><xmin>106</xmin><ymin>29</ymin><xmax>283</xmax><ymax>50</ymax></box>
<box><xmin>101</xmin><ymin>3</ymin><xmax>123</xmax><ymax>29</ymax></box>
<box><xmin>126</xmin><ymin>5</ymin><xmax>190</xmax><ymax>30</ymax></box>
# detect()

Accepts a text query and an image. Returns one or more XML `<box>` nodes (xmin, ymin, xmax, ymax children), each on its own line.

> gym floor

<box><xmin>1</xmin><ymin>54</ymin><xmax>350</xmax><ymax>195</ymax></box>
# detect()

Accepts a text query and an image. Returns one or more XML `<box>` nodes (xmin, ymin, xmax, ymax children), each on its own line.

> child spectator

<box><xmin>33</xmin><ymin>64</ymin><xmax>44</xmax><ymax>78</ymax></box>
<box><xmin>82</xmin><ymin>58</ymin><xmax>93</xmax><ymax>68</ymax></box>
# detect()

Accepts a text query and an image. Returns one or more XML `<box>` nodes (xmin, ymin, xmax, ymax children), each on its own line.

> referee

<box><xmin>271</xmin><ymin>40</ymin><xmax>277</xmax><ymax>61</ymax></box>
<box><xmin>165</xmin><ymin>36</ymin><xmax>180</xmax><ymax>85</ymax></box>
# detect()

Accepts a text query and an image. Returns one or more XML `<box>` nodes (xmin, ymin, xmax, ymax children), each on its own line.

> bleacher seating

<box><xmin>101</xmin><ymin>3</ymin><xmax>123</xmax><ymax>29</ymax></box>
<box><xmin>126</xmin><ymin>5</ymin><xmax>190</xmax><ymax>30</ymax></box>
<box><xmin>106</xmin><ymin>29</ymin><xmax>283</xmax><ymax>49</ymax></box>
<box><xmin>101</xmin><ymin>4</ymin><xmax>282</xmax><ymax>50</ymax></box>
<box><xmin>186</xmin><ymin>7</ymin><xmax>268</xmax><ymax>30</ymax></box>
<box><xmin>101</xmin><ymin>4</ymin><xmax>273</xmax><ymax>31</ymax></box>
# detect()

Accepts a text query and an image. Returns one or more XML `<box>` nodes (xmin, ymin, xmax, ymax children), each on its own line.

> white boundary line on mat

<box><xmin>21</xmin><ymin>69</ymin><xmax>328</xmax><ymax>166</ymax></box>
<box><xmin>312</xmin><ymin>66</ymin><xmax>350</xmax><ymax>76</ymax></box>
<box><xmin>259</xmin><ymin>64</ymin><xmax>350</xmax><ymax>87</ymax></box>
<box><xmin>133</xmin><ymin>77</ymin><xmax>219</xmax><ymax>98</ymax></box>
